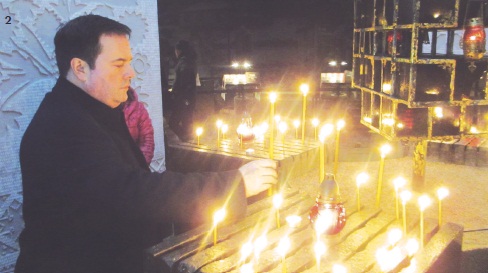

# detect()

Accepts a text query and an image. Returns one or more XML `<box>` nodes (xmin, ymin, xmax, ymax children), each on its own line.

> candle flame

<box><xmin>269</xmin><ymin>92</ymin><xmax>277</xmax><ymax>103</ymax></box>
<box><xmin>336</xmin><ymin>119</ymin><xmax>345</xmax><ymax>130</ymax></box>
<box><xmin>376</xmin><ymin>246</ymin><xmax>402</xmax><ymax>271</ymax></box>
<box><xmin>400</xmin><ymin>190</ymin><xmax>412</xmax><ymax>204</ymax></box>
<box><xmin>319</xmin><ymin>124</ymin><xmax>334</xmax><ymax>142</ymax></box>
<box><xmin>213</xmin><ymin>208</ymin><xmax>226</xmax><ymax>225</ymax></box>
<box><xmin>273</xmin><ymin>194</ymin><xmax>283</xmax><ymax>209</ymax></box>
<box><xmin>387</xmin><ymin>228</ymin><xmax>403</xmax><ymax>246</ymax></box>
<box><xmin>393</xmin><ymin>177</ymin><xmax>407</xmax><ymax>190</ymax></box>
<box><xmin>418</xmin><ymin>195</ymin><xmax>432</xmax><ymax>211</ymax></box>
<box><xmin>356</xmin><ymin>172</ymin><xmax>369</xmax><ymax>186</ymax></box>
<box><xmin>383</xmin><ymin>83</ymin><xmax>392</xmax><ymax>93</ymax></box>
<box><xmin>278</xmin><ymin>121</ymin><xmax>288</xmax><ymax>134</ymax></box>
<box><xmin>312</xmin><ymin>118</ymin><xmax>320</xmax><ymax>127</ymax></box>
<box><xmin>240</xmin><ymin>241</ymin><xmax>253</xmax><ymax>260</ymax></box>
<box><xmin>300</xmin><ymin>83</ymin><xmax>309</xmax><ymax>96</ymax></box>
<box><xmin>274</xmin><ymin>115</ymin><xmax>281</xmax><ymax>123</ymax></box>
<box><xmin>240</xmin><ymin>263</ymin><xmax>254</xmax><ymax>273</ymax></box>
<box><xmin>437</xmin><ymin>187</ymin><xmax>449</xmax><ymax>200</ymax></box>
<box><xmin>254</xmin><ymin>235</ymin><xmax>268</xmax><ymax>257</ymax></box>
<box><xmin>293</xmin><ymin>119</ymin><xmax>300</xmax><ymax>128</ymax></box>
<box><xmin>285</xmin><ymin>215</ymin><xmax>302</xmax><ymax>228</ymax></box>
<box><xmin>276</xmin><ymin>236</ymin><xmax>291</xmax><ymax>257</ymax></box>
<box><xmin>406</xmin><ymin>238</ymin><xmax>420</xmax><ymax>256</ymax></box>
<box><xmin>380</xmin><ymin>144</ymin><xmax>392</xmax><ymax>157</ymax></box>
<box><xmin>216</xmin><ymin>120</ymin><xmax>223</xmax><ymax>128</ymax></box>
<box><xmin>314</xmin><ymin>241</ymin><xmax>326</xmax><ymax>261</ymax></box>
<box><xmin>222</xmin><ymin>124</ymin><xmax>229</xmax><ymax>134</ymax></box>
<box><xmin>332</xmin><ymin>264</ymin><xmax>347</xmax><ymax>273</ymax></box>
<box><xmin>196</xmin><ymin>127</ymin><xmax>203</xmax><ymax>136</ymax></box>
<box><xmin>434</xmin><ymin>107</ymin><xmax>443</xmax><ymax>118</ymax></box>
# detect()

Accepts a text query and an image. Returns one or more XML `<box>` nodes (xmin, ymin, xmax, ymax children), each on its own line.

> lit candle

<box><xmin>274</xmin><ymin>115</ymin><xmax>281</xmax><ymax>124</ymax></box>
<box><xmin>312</xmin><ymin>118</ymin><xmax>319</xmax><ymax>141</ymax></box>
<box><xmin>300</xmin><ymin>83</ymin><xmax>309</xmax><ymax>144</ymax></box>
<box><xmin>216</xmin><ymin>119</ymin><xmax>223</xmax><ymax>147</ymax></box>
<box><xmin>293</xmin><ymin>119</ymin><xmax>300</xmax><ymax>139</ymax></box>
<box><xmin>240</xmin><ymin>241</ymin><xmax>253</xmax><ymax>262</ymax></box>
<box><xmin>240</xmin><ymin>263</ymin><xmax>254</xmax><ymax>273</ymax></box>
<box><xmin>254</xmin><ymin>235</ymin><xmax>268</xmax><ymax>258</ymax></box>
<box><xmin>418</xmin><ymin>195</ymin><xmax>432</xmax><ymax>248</ymax></box>
<box><xmin>406</xmin><ymin>238</ymin><xmax>420</xmax><ymax>256</ymax></box>
<box><xmin>196</xmin><ymin>127</ymin><xmax>203</xmax><ymax>146</ymax></box>
<box><xmin>213</xmin><ymin>208</ymin><xmax>226</xmax><ymax>246</ymax></box>
<box><xmin>376</xmin><ymin>245</ymin><xmax>403</xmax><ymax>272</ymax></box>
<box><xmin>276</xmin><ymin>236</ymin><xmax>290</xmax><ymax>273</ymax></box>
<box><xmin>332</xmin><ymin>264</ymin><xmax>347</xmax><ymax>273</ymax></box>
<box><xmin>356</xmin><ymin>172</ymin><xmax>369</xmax><ymax>212</ymax></box>
<box><xmin>237</xmin><ymin>124</ymin><xmax>245</xmax><ymax>149</ymax></box>
<box><xmin>393</xmin><ymin>177</ymin><xmax>407</xmax><ymax>220</ymax></box>
<box><xmin>221</xmin><ymin>124</ymin><xmax>228</xmax><ymax>140</ymax></box>
<box><xmin>269</xmin><ymin>92</ymin><xmax>277</xmax><ymax>159</ymax></box>
<box><xmin>437</xmin><ymin>187</ymin><xmax>449</xmax><ymax>226</ymax></box>
<box><xmin>314</xmin><ymin>241</ymin><xmax>326</xmax><ymax>272</ymax></box>
<box><xmin>334</xmin><ymin>119</ymin><xmax>345</xmax><ymax>176</ymax></box>
<box><xmin>400</xmin><ymin>190</ymin><xmax>412</xmax><ymax>234</ymax></box>
<box><xmin>273</xmin><ymin>193</ymin><xmax>283</xmax><ymax>228</ymax></box>
<box><xmin>387</xmin><ymin>228</ymin><xmax>403</xmax><ymax>247</ymax></box>
<box><xmin>278</xmin><ymin>121</ymin><xmax>287</xmax><ymax>155</ymax></box>
<box><xmin>285</xmin><ymin>215</ymin><xmax>302</xmax><ymax>228</ymax></box>
<box><xmin>376</xmin><ymin>144</ymin><xmax>392</xmax><ymax>207</ymax></box>
<box><xmin>319</xmin><ymin>124</ymin><xmax>334</xmax><ymax>182</ymax></box>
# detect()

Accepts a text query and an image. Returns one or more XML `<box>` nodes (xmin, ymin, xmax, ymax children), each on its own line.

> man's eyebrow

<box><xmin>111</xmin><ymin>58</ymin><xmax>132</xmax><ymax>63</ymax></box>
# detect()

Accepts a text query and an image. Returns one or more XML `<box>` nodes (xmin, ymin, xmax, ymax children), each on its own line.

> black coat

<box><xmin>172</xmin><ymin>55</ymin><xmax>196</xmax><ymax>105</ymax></box>
<box><xmin>15</xmin><ymin>77</ymin><xmax>246</xmax><ymax>273</ymax></box>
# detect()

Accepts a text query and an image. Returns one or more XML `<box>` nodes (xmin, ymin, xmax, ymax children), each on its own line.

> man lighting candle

<box><xmin>15</xmin><ymin>15</ymin><xmax>278</xmax><ymax>273</ymax></box>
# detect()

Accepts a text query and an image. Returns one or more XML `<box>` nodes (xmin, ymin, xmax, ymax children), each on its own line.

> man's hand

<box><xmin>239</xmin><ymin>159</ymin><xmax>278</xmax><ymax>197</ymax></box>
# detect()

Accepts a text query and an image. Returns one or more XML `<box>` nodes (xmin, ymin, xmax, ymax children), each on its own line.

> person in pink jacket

<box><xmin>123</xmin><ymin>87</ymin><xmax>155</xmax><ymax>165</ymax></box>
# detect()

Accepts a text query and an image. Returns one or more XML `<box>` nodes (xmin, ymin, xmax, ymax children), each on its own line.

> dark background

<box><xmin>157</xmin><ymin>0</ymin><xmax>354</xmax><ymax>89</ymax></box>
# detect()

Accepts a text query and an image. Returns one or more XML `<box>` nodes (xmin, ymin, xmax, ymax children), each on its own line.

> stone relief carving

<box><xmin>0</xmin><ymin>0</ymin><xmax>162</xmax><ymax>271</ymax></box>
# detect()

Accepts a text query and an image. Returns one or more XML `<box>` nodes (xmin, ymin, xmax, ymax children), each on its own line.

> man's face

<box><xmin>84</xmin><ymin>34</ymin><xmax>135</xmax><ymax>108</ymax></box>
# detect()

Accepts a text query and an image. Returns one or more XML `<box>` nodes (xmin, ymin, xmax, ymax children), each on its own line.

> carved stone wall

<box><xmin>0</xmin><ymin>1</ymin><xmax>163</xmax><ymax>271</ymax></box>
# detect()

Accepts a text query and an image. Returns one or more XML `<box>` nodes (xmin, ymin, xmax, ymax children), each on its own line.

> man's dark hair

<box><xmin>54</xmin><ymin>14</ymin><xmax>131</xmax><ymax>77</ymax></box>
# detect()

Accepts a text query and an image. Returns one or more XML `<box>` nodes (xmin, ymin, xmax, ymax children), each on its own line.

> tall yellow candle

<box><xmin>318</xmin><ymin>124</ymin><xmax>334</xmax><ymax>182</ymax></box>
<box><xmin>393</xmin><ymin>177</ymin><xmax>406</xmax><ymax>220</ymax></box>
<box><xmin>196</xmin><ymin>127</ymin><xmax>203</xmax><ymax>146</ymax></box>
<box><xmin>312</xmin><ymin>118</ymin><xmax>319</xmax><ymax>141</ymax></box>
<box><xmin>278</xmin><ymin>121</ymin><xmax>287</xmax><ymax>156</ymax></box>
<box><xmin>400</xmin><ymin>190</ymin><xmax>412</xmax><ymax>234</ymax></box>
<box><xmin>293</xmin><ymin>119</ymin><xmax>300</xmax><ymax>139</ymax></box>
<box><xmin>376</xmin><ymin>144</ymin><xmax>392</xmax><ymax>207</ymax></box>
<box><xmin>300</xmin><ymin>84</ymin><xmax>309</xmax><ymax>144</ymax></box>
<box><xmin>334</xmin><ymin>119</ymin><xmax>345</xmax><ymax>176</ymax></box>
<box><xmin>216</xmin><ymin>120</ymin><xmax>223</xmax><ymax>147</ymax></box>
<box><xmin>213</xmin><ymin>208</ymin><xmax>226</xmax><ymax>246</ymax></box>
<box><xmin>314</xmin><ymin>241</ymin><xmax>326</xmax><ymax>272</ymax></box>
<box><xmin>276</xmin><ymin>236</ymin><xmax>290</xmax><ymax>273</ymax></box>
<box><xmin>418</xmin><ymin>195</ymin><xmax>431</xmax><ymax>248</ymax></box>
<box><xmin>273</xmin><ymin>193</ymin><xmax>283</xmax><ymax>228</ymax></box>
<box><xmin>269</xmin><ymin>92</ymin><xmax>277</xmax><ymax>159</ymax></box>
<box><xmin>221</xmin><ymin>124</ymin><xmax>228</xmax><ymax>140</ymax></box>
<box><xmin>437</xmin><ymin>187</ymin><xmax>449</xmax><ymax>226</ymax></box>
<box><xmin>356</xmin><ymin>172</ymin><xmax>369</xmax><ymax>212</ymax></box>
<box><xmin>332</xmin><ymin>264</ymin><xmax>347</xmax><ymax>273</ymax></box>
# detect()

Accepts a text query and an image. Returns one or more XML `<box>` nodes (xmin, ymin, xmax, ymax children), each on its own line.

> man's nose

<box><xmin>126</xmin><ymin>65</ymin><xmax>136</xmax><ymax>79</ymax></box>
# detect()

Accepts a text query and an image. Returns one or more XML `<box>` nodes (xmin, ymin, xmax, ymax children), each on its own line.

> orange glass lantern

<box><xmin>236</xmin><ymin>112</ymin><xmax>255</xmax><ymax>143</ymax></box>
<box><xmin>387</xmin><ymin>31</ymin><xmax>403</xmax><ymax>56</ymax></box>
<box><xmin>463</xmin><ymin>17</ymin><xmax>486</xmax><ymax>60</ymax></box>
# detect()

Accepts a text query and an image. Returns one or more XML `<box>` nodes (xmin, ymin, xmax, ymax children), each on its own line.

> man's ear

<box><xmin>70</xmin><ymin>58</ymin><xmax>89</xmax><ymax>82</ymax></box>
